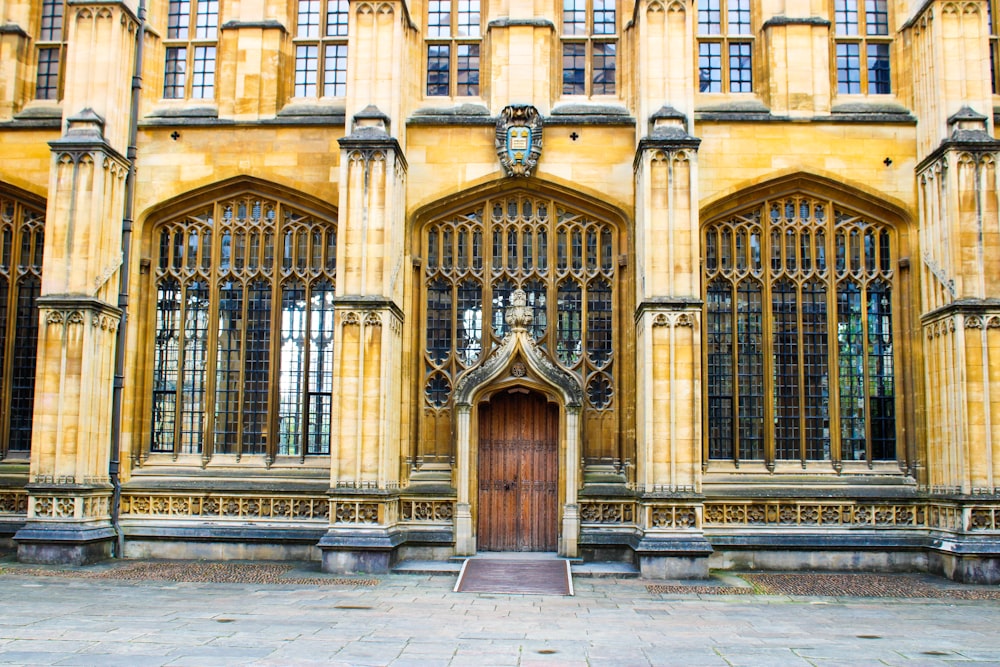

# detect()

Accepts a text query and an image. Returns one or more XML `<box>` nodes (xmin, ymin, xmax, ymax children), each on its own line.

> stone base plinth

<box><xmin>15</xmin><ymin>523</ymin><xmax>116</xmax><ymax>565</ymax></box>
<box><xmin>635</xmin><ymin>535</ymin><xmax>714</xmax><ymax>579</ymax></box>
<box><xmin>317</xmin><ymin>528</ymin><xmax>404</xmax><ymax>574</ymax></box>
<box><xmin>929</xmin><ymin>537</ymin><xmax>1000</xmax><ymax>584</ymax></box>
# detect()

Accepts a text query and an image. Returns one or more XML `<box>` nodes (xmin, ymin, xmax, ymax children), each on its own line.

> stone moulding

<box><xmin>574</xmin><ymin>499</ymin><xmax>1000</xmax><ymax>534</ymax></box>
<box><xmin>120</xmin><ymin>493</ymin><xmax>332</xmax><ymax>521</ymax></box>
<box><xmin>0</xmin><ymin>491</ymin><xmax>28</xmax><ymax>515</ymax></box>
<box><xmin>399</xmin><ymin>498</ymin><xmax>455</xmax><ymax>522</ymax></box>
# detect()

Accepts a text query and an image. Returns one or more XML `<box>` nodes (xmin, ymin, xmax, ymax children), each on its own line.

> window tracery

<box><xmin>420</xmin><ymin>194</ymin><xmax>618</xmax><ymax>439</ymax></box>
<box><xmin>0</xmin><ymin>191</ymin><xmax>44</xmax><ymax>458</ymax></box>
<box><xmin>704</xmin><ymin>196</ymin><xmax>897</xmax><ymax>467</ymax></box>
<box><xmin>150</xmin><ymin>193</ymin><xmax>337</xmax><ymax>461</ymax></box>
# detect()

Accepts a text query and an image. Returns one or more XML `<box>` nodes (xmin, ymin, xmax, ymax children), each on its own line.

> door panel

<box><xmin>478</xmin><ymin>390</ymin><xmax>558</xmax><ymax>551</ymax></box>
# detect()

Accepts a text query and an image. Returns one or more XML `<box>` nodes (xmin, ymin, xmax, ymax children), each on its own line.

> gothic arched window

<box><xmin>704</xmin><ymin>196</ymin><xmax>896</xmax><ymax>468</ymax></box>
<box><xmin>150</xmin><ymin>193</ymin><xmax>337</xmax><ymax>462</ymax></box>
<box><xmin>420</xmin><ymin>193</ymin><xmax>620</xmax><ymax>456</ymax></box>
<box><xmin>0</xmin><ymin>190</ymin><xmax>44</xmax><ymax>458</ymax></box>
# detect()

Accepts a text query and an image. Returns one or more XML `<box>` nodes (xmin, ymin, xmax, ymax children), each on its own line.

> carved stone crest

<box><xmin>496</xmin><ymin>105</ymin><xmax>543</xmax><ymax>177</ymax></box>
<box><xmin>505</xmin><ymin>288</ymin><xmax>533</xmax><ymax>331</ymax></box>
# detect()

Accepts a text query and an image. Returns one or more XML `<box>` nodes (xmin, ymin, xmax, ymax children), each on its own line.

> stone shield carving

<box><xmin>496</xmin><ymin>105</ymin><xmax>543</xmax><ymax>177</ymax></box>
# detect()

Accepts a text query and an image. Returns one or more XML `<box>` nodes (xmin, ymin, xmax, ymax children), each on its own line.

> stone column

<box><xmin>15</xmin><ymin>2</ymin><xmax>138</xmax><ymax>564</ymax></box>
<box><xmin>319</xmin><ymin>107</ymin><xmax>408</xmax><ymax>573</ymax></box>
<box><xmin>631</xmin><ymin>109</ymin><xmax>711</xmax><ymax>578</ymax></box>
<box><xmin>906</xmin><ymin>0</ymin><xmax>1000</xmax><ymax>582</ymax></box>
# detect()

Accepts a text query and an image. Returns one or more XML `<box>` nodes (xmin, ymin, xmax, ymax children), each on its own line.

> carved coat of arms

<box><xmin>496</xmin><ymin>105</ymin><xmax>543</xmax><ymax>177</ymax></box>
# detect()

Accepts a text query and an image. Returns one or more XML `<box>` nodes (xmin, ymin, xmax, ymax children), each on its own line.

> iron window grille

<box><xmin>834</xmin><ymin>0</ymin><xmax>891</xmax><ymax>95</ymax></box>
<box><xmin>163</xmin><ymin>0</ymin><xmax>219</xmax><ymax>100</ymax></box>
<box><xmin>561</xmin><ymin>0</ymin><xmax>617</xmax><ymax>96</ymax></box>
<box><xmin>703</xmin><ymin>196</ymin><xmax>897</xmax><ymax>469</ymax></box>
<box><xmin>150</xmin><ymin>193</ymin><xmax>337</xmax><ymax>463</ymax></box>
<box><xmin>697</xmin><ymin>0</ymin><xmax>753</xmax><ymax>93</ymax></box>
<box><xmin>425</xmin><ymin>0</ymin><xmax>482</xmax><ymax>97</ymax></box>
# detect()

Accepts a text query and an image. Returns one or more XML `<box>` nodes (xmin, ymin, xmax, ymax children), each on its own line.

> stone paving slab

<box><xmin>0</xmin><ymin>563</ymin><xmax>998</xmax><ymax>665</ymax></box>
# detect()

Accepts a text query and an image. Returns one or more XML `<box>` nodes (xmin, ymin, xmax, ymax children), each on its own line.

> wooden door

<box><xmin>477</xmin><ymin>390</ymin><xmax>558</xmax><ymax>551</ymax></box>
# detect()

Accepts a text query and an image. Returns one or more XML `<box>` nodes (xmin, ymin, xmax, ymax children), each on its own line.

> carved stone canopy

<box><xmin>454</xmin><ymin>289</ymin><xmax>583</xmax><ymax>408</ymax></box>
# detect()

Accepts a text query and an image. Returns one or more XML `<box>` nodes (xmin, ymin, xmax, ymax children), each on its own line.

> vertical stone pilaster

<box><xmin>217</xmin><ymin>20</ymin><xmax>288</xmax><ymax>121</ymax></box>
<box><xmin>918</xmin><ymin>111</ymin><xmax>1000</xmax><ymax>495</ymax></box>
<box><xmin>630</xmin><ymin>0</ymin><xmax>694</xmax><ymax>135</ymax></box>
<box><xmin>347</xmin><ymin>1</ymin><xmax>417</xmax><ymax>145</ymax></box>
<box><xmin>904</xmin><ymin>0</ymin><xmax>993</xmax><ymax>161</ymax></box>
<box><xmin>632</xmin><ymin>110</ymin><xmax>710</xmax><ymax>577</ymax></box>
<box><xmin>486</xmin><ymin>19</ymin><xmax>555</xmax><ymax>115</ymax></box>
<box><xmin>320</xmin><ymin>107</ymin><xmax>407</xmax><ymax>573</ymax></box>
<box><xmin>0</xmin><ymin>21</ymin><xmax>30</xmax><ymax>119</ymax></box>
<box><xmin>15</xmin><ymin>2</ymin><xmax>137</xmax><ymax>564</ymax></box>
<box><xmin>760</xmin><ymin>16</ymin><xmax>832</xmax><ymax>117</ymax></box>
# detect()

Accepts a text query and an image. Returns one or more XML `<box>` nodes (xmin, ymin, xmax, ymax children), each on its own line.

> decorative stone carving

<box><xmin>496</xmin><ymin>105</ymin><xmax>543</xmax><ymax>177</ymax></box>
<box><xmin>505</xmin><ymin>288</ymin><xmax>532</xmax><ymax>330</ymax></box>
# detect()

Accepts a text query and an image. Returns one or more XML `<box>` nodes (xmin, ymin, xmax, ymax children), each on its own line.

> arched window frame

<box><xmin>414</xmin><ymin>188</ymin><xmax>630</xmax><ymax>469</ymax></box>
<box><xmin>145</xmin><ymin>188</ymin><xmax>337</xmax><ymax>466</ymax></box>
<box><xmin>0</xmin><ymin>187</ymin><xmax>45</xmax><ymax>460</ymax></box>
<box><xmin>702</xmin><ymin>192</ymin><xmax>904</xmax><ymax>472</ymax></box>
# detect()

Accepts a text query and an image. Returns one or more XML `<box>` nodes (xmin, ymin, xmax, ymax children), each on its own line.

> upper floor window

<box><xmin>990</xmin><ymin>1</ymin><xmax>999</xmax><ymax>95</ymax></box>
<box><xmin>704</xmin><ymin>196</ymin><xmax>897</xmax><ymax>469</ymax></box>
<box><xmin>35</xmin><ymin>0</ymin><xmax>66</xmax><ymax>100</ymax></box>
<box><xmin>163</xmin><ymin>0</ymin><xmax>219</xmax><ymax>100</ymax></box>
<box><xmin>294</xmin><ymin>0</ymin><xmax>349</xmax><ymax>98</ymax></box>
<box><xmin>0</xmin><ymin>189</ymin><xmax>45</xmax><ymax>458</ymax></box>
<box><xmin>426</xmin><ymin>0</ymin><xmax>481</xmax><ymax>96</ymax></box>
<box><xmin>150</xmin><ymin>192</ymin><xmax>338</xmax><ymax>462</ymax></box>
<box><xmin>697</xmin><ymin>0</ymin><xmax>752</xmax><ymax>93</ymax></box>
<box><xmin>834</xmin><ymin>0</ymin><xmax>890</xmax><ymax>95</ymax></box>
<box><xmin>561</xmin><ymin>0</ymin><xmax>617</xmax><ymax>96</ymax></box>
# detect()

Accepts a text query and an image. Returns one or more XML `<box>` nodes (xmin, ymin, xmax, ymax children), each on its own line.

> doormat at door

<box><xmin>454</xmin><ymin>558</ymin><xmax>573</xmax><ymax>595</ymax></box>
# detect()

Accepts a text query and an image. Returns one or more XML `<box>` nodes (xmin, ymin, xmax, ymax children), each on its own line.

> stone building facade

<box><xmin>1</xmin><ymin>0</ymin><xmax>1000</xmax><ymax>582</ymax></box>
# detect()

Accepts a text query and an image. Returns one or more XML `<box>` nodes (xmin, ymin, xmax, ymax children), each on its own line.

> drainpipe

<box><xmin>109</xmin><ymin>0</ymin><xmax>146</xmax><ymax>559</ymax></box>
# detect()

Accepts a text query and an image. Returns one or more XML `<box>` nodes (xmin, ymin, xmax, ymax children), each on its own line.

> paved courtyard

<box><xmin>0</xmin><ymin>560</ymin><xmax>997</xmax><ymax>666</ymax></box>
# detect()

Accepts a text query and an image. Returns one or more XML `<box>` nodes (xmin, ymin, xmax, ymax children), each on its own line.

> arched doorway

<box><xmin>477</xmin><ymin>389</ymin><xmax>559</xmax><ymax>551</ymax></box>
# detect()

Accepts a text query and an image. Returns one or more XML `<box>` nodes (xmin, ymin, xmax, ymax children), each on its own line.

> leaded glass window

<box><xmin>425</xmin><ymin>0</ymin><xmax>482</xmax><ymax>96</ymax></box>
<box><xmin>421</xmin><ymin>193</ymin><xmax>620</xmax><ymax>458</ymax></box>
<box><xmin>704</xmin><ymin>197</ymin><xmax>897</xmax><ymax>467</ymax></box>
<box><xmin>0</xmin><ymin>190</ymin><xmax>44</xmax><ymax>457</ymax></box>
<box><xmin>834</xmin><ymin>0</ymin><xmax>891</xmax><ymax>94</ymax></box>
<box><xmin>294</xmin><ymin>0</ymin><xmax>349</xmax><ymax>98</ymax></box>
<box><xmin>163</xmin><ymin>0</ymin><xmax>219</xmax><ymax>99</ymax></box>
<box><xmin>697</xmin><ymin>0</ymin><xmax>753</xmax><ymax>93</ymax></box>
<box><xmin>151</xmin><ymin>193</ymin><xmax>337</xmax><ymax>461</ymax></box>
<box><xmin>561</xmin><ymin>0</ymin><xmax>618</xmax><ymax>96</ymax></box>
